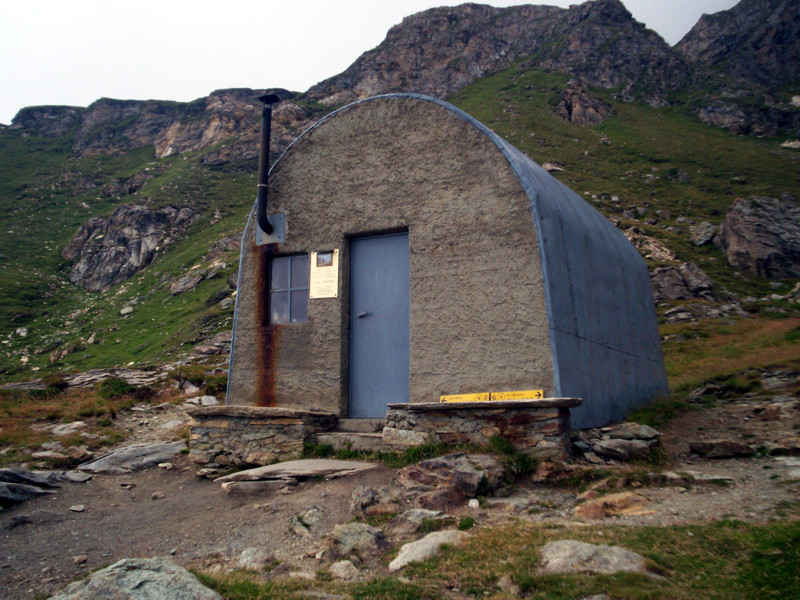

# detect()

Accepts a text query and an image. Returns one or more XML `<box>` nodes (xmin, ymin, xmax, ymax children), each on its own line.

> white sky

<box><xmin>0</xmin><ymin>0</ymin><xmax>739</xmax><ymax>125</ymax></box>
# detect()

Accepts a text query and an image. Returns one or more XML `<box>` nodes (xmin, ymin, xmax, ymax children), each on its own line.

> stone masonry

<box><xmin>383</xmin><ymin>399</ymin><xmax>581</xmax><ymax>460</ymax></box>
<box><xmin>187</xmin><ymin>406</ymin><xmax>336</xmax><ymax>467</ymax></box>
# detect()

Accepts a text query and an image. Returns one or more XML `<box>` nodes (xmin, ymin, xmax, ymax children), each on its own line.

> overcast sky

<box><xmin>0</xmin><ymin>0</ymin><xmax>739</xmax><ymax>125</ymax></box>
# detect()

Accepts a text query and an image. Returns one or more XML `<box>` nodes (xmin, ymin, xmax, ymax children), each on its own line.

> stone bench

<box><xmin>383</xmin><ymin>398</ymin><xmax>582</xmax><ymax>460</ymax></box>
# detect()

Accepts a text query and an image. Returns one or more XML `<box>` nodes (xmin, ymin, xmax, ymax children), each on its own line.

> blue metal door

<box><xmin>349</xmin><ymin>233</ymin><xmax>410</xmax><ymax>418</ymax></box>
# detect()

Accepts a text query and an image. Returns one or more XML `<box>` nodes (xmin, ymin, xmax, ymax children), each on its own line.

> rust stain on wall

<box><xmin>253</xmin><ymin>244</ymin><xmax>279</xmax><ymax>407</ymax></box>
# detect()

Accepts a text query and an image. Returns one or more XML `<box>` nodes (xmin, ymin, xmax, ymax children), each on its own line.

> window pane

<box><xmin>290</xmin><ymin>291</ymin><xmax>308</xmax><ymax>323</ymax></box>
<box><xmin>270</xmin><ymin>291</ymin><xmax>289</xmax><ymax>324</ymax></box>
<box><xmin>291</xmin><ymin>255</ymin><xmax>309</xmax><ymax>289</ymax></box>
<box><xmin>270</xmin><ymin>256</ymin><xmax>290</xmax><ymax>291</ymax></box>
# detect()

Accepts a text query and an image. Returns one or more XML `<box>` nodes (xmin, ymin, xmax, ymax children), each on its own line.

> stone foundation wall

<box><xmin>383</xmin><ymin>399</ymin><xmax>581</xmax><ymax>460</ymax></box>
<box><xmin>187</xmin><ymin>406</ymin><xmax>337</xmax><ymax>467</ymax></box>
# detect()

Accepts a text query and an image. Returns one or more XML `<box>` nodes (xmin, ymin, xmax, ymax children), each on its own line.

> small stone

<box><xmin>183</xmin><ymin>382</ymin><xmax>201</xmax><ymax>397</ymax></box>
<box><xmin>158</xmin><ymin>462</ymin><xmax>174</xmax><ymax>469</ymax></box>
<box><xmin>573</xmin><ymin>492</ymin><xmax>650</xmax><ymax>520</ymax></box>
<box><xmin>468</xmin><ymin>499</ymin><xmax>480</xmax><ymax>509</ymax></box>
<box><xmin>151</xmin><ymin>491</ymin><xmax>165</xmax><ymax>500</ymax></box>
<box><xmin>199</xmin><ymin>395</ymin><xmax>218</xmax><ymax>406</ymax></box>
<box><xmin>329</xmin><ymin>560</ymin><xmax>359</xmax><ymax>581</ymax></box>
<box><xmin>239</xmin><ymin>547</ymin><xmax>273</xmax><ymax>571</ymax></box>
<box><xmin>69</xmin><ymin>504</ymin><xmax>85</xmax><ymax>512</ymax></box>
<box><xmin>688</xmin><ymin>440</ymin><xmax>755</xmax><ymax>458</ymax></box>
<box><xmin>119</xmin><ymin>306</ymin><xmax>134</xmax><ymax>316</ymax></box>
<box><xmin>73</xmin><ymin>555</ymin><xmax>88</xmax><ymax>565</ymax></box>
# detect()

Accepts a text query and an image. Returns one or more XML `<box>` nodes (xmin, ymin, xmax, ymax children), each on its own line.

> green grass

<box><xmin>189</xmin><ymin>518</ymin><xmax>800</xmax><ymax>600</ymax></box>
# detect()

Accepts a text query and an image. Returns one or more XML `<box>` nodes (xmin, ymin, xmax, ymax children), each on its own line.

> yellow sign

<box><xmin>309</xmin><ymin>249</ymin><xmax>339</xmax><ymax>298</ymax></box>
<box><xmin>491</xmin><ymin>390</ymin><xmax>544</xmax><ymax>401</ymax></box>
<box><xmin>440</xmin><ymin>392</ymin><xmax>491</xmax><ymax>403</ymax></box>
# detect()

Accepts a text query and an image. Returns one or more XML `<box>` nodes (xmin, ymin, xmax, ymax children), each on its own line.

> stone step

<box><xmin>314</xmin><ymin>432</ymin><xmax>386</xmax><ymax>452</ymax></box>
<box><xmin>335</xmin><ymin>419</ymin><xmax>385</xmax><ymax>433</ymax></box>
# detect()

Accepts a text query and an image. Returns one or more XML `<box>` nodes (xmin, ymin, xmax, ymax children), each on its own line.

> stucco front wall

<box><xmin>228</xmin><ymin>96</ymin><xmax>553</xmax><ymax>414</ymax></box>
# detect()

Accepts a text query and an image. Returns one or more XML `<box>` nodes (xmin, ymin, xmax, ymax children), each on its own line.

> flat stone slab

<box><xmin>387</xmin><ymin>398</ymin><xmax>582</xmax><ymax>411</ymax></box>
<box><xmin>215</xmin><ymin>459</ymin><xmax>377</xmax><ymax>484</ymax></box>
<box><xmin>78</xmin><ymin>441</ymin><xmax>187</xmax><ymax>474</ymax></box>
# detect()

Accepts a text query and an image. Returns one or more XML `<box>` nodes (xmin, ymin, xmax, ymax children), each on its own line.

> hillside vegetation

<box><xmin>1</xmin><ymin>64</ymin><xmax>799</xmax><ymax>384</ymax></box>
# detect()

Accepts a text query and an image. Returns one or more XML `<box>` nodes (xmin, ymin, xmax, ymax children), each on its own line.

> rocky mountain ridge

<box><xmin>676</xmin><ymin>0</ymin><xmax>800</xmax><ymax>88</ymax></box>
<box><xmin>307</xmin><ymin>0</ymin><xmax>690</xmax><ymax>108</ymax></box>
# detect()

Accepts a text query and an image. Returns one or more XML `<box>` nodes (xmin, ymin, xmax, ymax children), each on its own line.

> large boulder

<box><xmin>388</xmin><ymin>530</ymin><xmax>468</xmax><ymax>572</ymax></box>
<box><xmin>539</xmin><ymin>540</ymin><xmax>648</xmax><ymax>575</ymax></box>
<box><xmin>718</xmin><ymin>196</ymin><xmax>800</xmax><ymax>279</ymax></box>
<box><xmin>650</xmin><ymin>262</ymin><xmax>716</xmax><ymax>302</ymax></box>
<box><xmin>48</xmin><ymin>557</ymin><xmax>221</xmax><ymax>599</ymax></box>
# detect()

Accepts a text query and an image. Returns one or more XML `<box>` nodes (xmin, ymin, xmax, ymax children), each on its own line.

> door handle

<box><xmin>357</xmin><ymin>311</ymin><xmax>370</xmax><ymax>318</ymax></box>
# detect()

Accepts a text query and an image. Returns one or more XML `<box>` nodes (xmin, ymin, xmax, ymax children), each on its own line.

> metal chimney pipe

<box><xmin>256</xmin><ymin>93</ymin><xmax>281</xmax><ymax>234</ymax></box>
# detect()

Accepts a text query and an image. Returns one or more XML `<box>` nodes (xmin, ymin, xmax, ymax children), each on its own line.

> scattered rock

<box><xmin>0</xmin><ymin>468</ymin><xmax>61</xmax><ymax>488</ymax></box>
<box><xmin>119</xmin><ymin>306</ymin><xmax>134</xmax><ymax>316</ymax></box>
<box><xmin>73</xmin><ymin>555</ymin><xmax>88</xmax><ymax>565</ymax></box>
<box><xmin>718</xmin><ymin>196</ymin><xmax>800</xmax><ymax>279</ymax></box>
<box><xmin>557</xmin><ymin>80</ymin><xmax>614</xmax><ymax>126</ymax></box>
<box><xmin>199</xmin><ymin>395</ymin><xmax>219</xmax><ymax>406</ymax></box>
<box><xmin>49</xmin><ymin>421</ymin><xmax>87</xmax><ymax>436</ymax></box>
<box><xmin>691</xmin><ymin>221</ymin><xmax>718</xmax><ymax>246</ymax></box>
<box><xmin>385</xmin><ymin>509</ymin><xmax>450</xmax><ymax>536</ymax></box>
<box><xmin>30</xmin><ymin>450</ymin><xmax>69</xmax><ymax>461</ymax></box>
<box><xmin>291</xmin><ymin>515</ymin><xmax>310</xmax><ymax>536</ymax></box>
<box><xmin>349</xmin><ymin>485</ymin><xmax>379</xmax><ymax>514</ymax></box>
<box><xmin>215</xmin><ymin>459</ymin><xmax>377</xmax><ymax>485</ymax></box>
<box><xmin>182</xmin><ymin>382</ymin><xmax>201</xmax><ymax>397</ymax></box>
<box><xmin>0</xmin><ymin>482</ymin><xmax>56</xmax><ymax>508</ymax></box>
<box><xmin>151</xmin><ymin>491</ymin><xmax>165</xmax><ymax>500</ymax></box>
<box><xmin>171</xmin><ymin>272</ymin><xmax>205</xmax><ymax>295</ymax></box>
<box><xmin>79</xmin><ymin>441</ymin><xmax>187</xmax><ymax>474</ymax></box>
<box><xmin>329</xmin><ymin>523</ymin><xmax>388</xmax><ymax>558</ymax></box>
<box><xmin>388</xmin><ymin>530</ymin><xmax>468</xmax><ymax>572</ymax></box>
<box><xmin>590</xmin><ymin>439</ymin><xmax>653</xmax><ymax>461</ymax></box>
<box><xmin>69</xmin><ymin>504</ymin><xmax>86</xmax><ymax>512</ymax></box>
<box><xmin>573</xmin><ymin>492</ymin><xmax>651</xmax><ymax>519</ymax></box>
<box><xmin>329</xmin><ymin>560</ymin><xmax>359</xmax><ymax>581</ymax></box>
<box><xmin>688</xmin><ymin>440</ymin><xmax>756</xmax><ymax>458</ymax></box>
<box><xmin>221</xmin><ymin>480</ymin><xmax>290</xmax><ymax>495</ymax></box>
<box><xmin>48</xmin><ymin>557</ymin><xmax>222</xmax><ymax>599</ymax></box>
<box><xmin>539</xmin><ymin>540</ymin><xmax>648</xmax><ymax>575</ymax></box>
<box><xmin>395</xmin><ymin>453</ymin><xmax>504</xmax><ymax>509</ymax></box>
<box><xmin>650</xmin><ymin>262</ymin><xmax>716</xmax><ymax>302</ymax></box>
<box><xmin>239</xmin><ymin>547</ymin><xmax>274</xmax><ymax>571</ymax></box>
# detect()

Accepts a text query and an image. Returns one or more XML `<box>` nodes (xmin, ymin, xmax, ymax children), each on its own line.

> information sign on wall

<box><xmin>309</xmin><ymin>249</ymin><xmax>339</xmax><ymax>298</ymax></box>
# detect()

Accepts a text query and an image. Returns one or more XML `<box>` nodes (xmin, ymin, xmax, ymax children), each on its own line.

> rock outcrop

<box><xmin>650</xmin><ymin>262</ymin><xmax>716</xmax><ymax>302</ymax></box>
<box><xmin>307</xmin><ymin>0</ymin><xmax>690</xmax><ymax>107</ymax></box>
<box><xmin>62</xmin><ymin>203</ymin><xmax>194</xmax><ymax>292</ymax></box>
<box><xmin>676</xmin><ymin>0</ymin><xmax>800</xmax><ymax>90</ymax></box>
<box><xmin>718</xmin><ymin>195</ymin><xmax>800</xmax><ymax>279</ymax></box>
<box><xmin>557</xmin><ymin>80</ymin><xmax>615</xmax><ymax>125</ymax></box>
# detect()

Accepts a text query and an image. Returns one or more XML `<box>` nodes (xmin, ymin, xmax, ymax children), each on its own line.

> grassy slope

<box><xmin>0</xmin><ymin>65</ymin><xmax>798</xmax><ymax>382</ymax></box>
